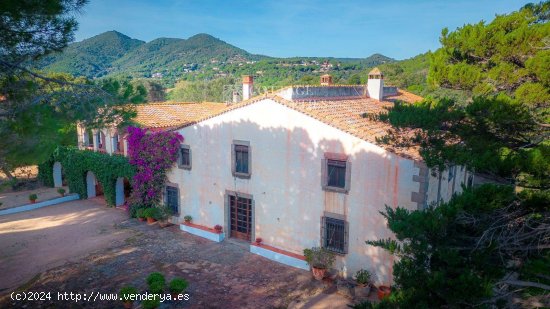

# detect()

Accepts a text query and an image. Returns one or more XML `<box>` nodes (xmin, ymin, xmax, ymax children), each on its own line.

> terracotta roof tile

<box><xmin>132</xmin><ymin>102</ymin><xmax>227</xmax><ymax>129</ymax></box>
<box><xmin>132</xmin><ymin>88</ymin><xmax>424</xmax><ymax>159</ymax></box>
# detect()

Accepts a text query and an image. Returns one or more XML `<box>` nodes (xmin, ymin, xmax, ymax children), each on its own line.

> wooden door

<box><xmin>230</xmin><ymin>195</ymin><xmax>252</xmax><ymax>241</ymax></box>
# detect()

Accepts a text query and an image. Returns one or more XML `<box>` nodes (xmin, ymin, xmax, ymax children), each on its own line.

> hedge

<box><xmin>38</xmin><ymin>146</ymin><xmax>135</xmax><ymax>206</ymax></box>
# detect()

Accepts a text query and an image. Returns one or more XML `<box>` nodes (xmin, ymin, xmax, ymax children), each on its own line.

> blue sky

<box><xmin>75</xmin><ymin>0</ymin><xmax>530</xmax><ymax>60</ymax></box>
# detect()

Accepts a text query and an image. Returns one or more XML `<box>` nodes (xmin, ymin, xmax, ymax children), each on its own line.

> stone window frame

<box><xmin>321</xmin><ymin>152</ymin><xmax>351</xmax><ymax>194</ymax></box>
<box><xmin>320</xmin><ymin>212</ymin><xmax>349</xmax><ymax>255</ymax></box>
<box><xmin>231</xmin><ymin>140</ymin><xmax>251</xmax><ymax>179</ymax></box>
<box><xmin>178</xmin><ymin>144</ymin><xmax>192</xmax><ymax>170</ymax></box>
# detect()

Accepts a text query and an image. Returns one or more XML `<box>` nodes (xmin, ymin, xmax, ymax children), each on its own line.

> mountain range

<box><xmin>36</xmin><ymin>31</ymin><xmax>395</xmax><ymax>83</ymax></box>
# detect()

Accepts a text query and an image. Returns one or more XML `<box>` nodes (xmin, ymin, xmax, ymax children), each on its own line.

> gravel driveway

<box><xmin>0</xmin><ymin>199</ymin><xmax>339</xmax><ymax>308</ymax></box>
<box><xmin>0</xmin><ymin>198</ymin><xmax>131</xmax><ymax>292</ymax></box>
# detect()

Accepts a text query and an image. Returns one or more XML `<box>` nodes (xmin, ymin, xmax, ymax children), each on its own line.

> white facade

<box><xmin>166</xmin><ymin>98</ymin><xmax>469</xmax><ymax>284</ymax></box>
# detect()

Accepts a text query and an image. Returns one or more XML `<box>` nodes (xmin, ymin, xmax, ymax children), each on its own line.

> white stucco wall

<box><xmin>166</xmin><ymin>99</ymin><xmax>432</xmax><ymax>284</ymax></box>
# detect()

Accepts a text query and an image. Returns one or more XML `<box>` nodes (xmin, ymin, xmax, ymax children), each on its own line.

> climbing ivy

<box><xmin>38</xmin><ymin>146</ymin><xmax>135</xmax><ymax>206</ymax></box>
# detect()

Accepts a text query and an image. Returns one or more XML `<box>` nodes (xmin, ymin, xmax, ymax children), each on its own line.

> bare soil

<box><xmin>0</xmin><ymin>199</ymin><xmax>356</xmax><ymax>308</ymax></box>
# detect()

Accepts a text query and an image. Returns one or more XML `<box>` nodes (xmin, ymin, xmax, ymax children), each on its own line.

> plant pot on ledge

<box><xmin>29</xmin><ymin>193</ymin><xmax>38</xmax><ymax>204</ymax></box>
<box><xmin>214</xmin><ymin>224</ymin><xmax>223</xmax><ymax>234</ymax></box>
<box><xmin>183</xmin><ymin>215</ymin><xmax>192</xmax><ymax>224</ymax></box>
<box><xmin>255</xmin><ymin>237</ymin><xmax>262</xmax><ymax>245</ymax></box>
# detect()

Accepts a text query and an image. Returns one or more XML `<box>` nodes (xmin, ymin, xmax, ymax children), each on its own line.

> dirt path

<box><xmin>0</xmin><ymin>200</ymin><xmax>353</xmax><ymax>308</ymax></box>
<box><xmin>0</xmin><ymin>199</ymin><xmax>131</xmax><ymax>292</ymax></box>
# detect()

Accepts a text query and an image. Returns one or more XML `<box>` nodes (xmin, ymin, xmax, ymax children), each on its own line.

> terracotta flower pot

<box><xmin>30</xmin><ymin>200</ymin><xmax>36</xmax><ymax>204</ymax></box>
<box><xmin>138</xmin><ymin>217</ymin><xmax>146</xmax><ymax>222</ymax></box>
<box><xmin>311</xmin><ymin>267</ymin><xmax>327</xmax><ymax>280</ymax></box>
<box><xmin>377</xmin><ymin>285</ymin><xmax>391</xmax><ymax>300</ymax></box>
<box><xmin>146</xmin><ymin>217</ymin><xmax>156</xmax><ymax>224</ymax></box>
<box><xmin>123</xmin><ymin>300</ymin><xmax>133</xmax><ymax>309</ymax></box>
<box><xmin>171</xmin><ymin>293</ymin><xmax>180</xmax><ymax>299</ymax></box>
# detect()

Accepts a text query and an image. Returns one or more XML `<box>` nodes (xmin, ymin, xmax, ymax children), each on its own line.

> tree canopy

<box><xmin>0</xmin><ymin>0</ymin><xmax>139</xmax><ymax>181</ymax></box>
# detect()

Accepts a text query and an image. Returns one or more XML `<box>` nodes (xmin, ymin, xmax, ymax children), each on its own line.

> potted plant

<box><xmin>354</xmin><ymin>269</ymin><xmax>372</xmax><ymax>287</ymax></box>
<box><xmin>183</xmin><ymin>215</ymin><xmax>192</xmax><ymax>224</ymax></box>
<box><xmin>157</xmin><ymin>205</ymin><xmax>174</xmax><ymax>228</ymax></box>
<box><xmin>29</xmin><ymin>193</ymin><xmax>37</xmax><ymax>204</ymax></box>
<box><xmin>169</xmin><ymin>277</ymin><xmax>188</xmax><ymax>299</ymax></box>
<box><xmin>255</xmin><ymin>237</ymin><xmax>263</xmax><ymax>245</ymax></box>
<box><xmin>377</xmin><ymin>285</ymin><xmax>391</xmax><ymax>300</ymax></box>
<box><xmin>303</xmin><ymin>247</ymin><xmax>336</xmax><ymax>280</ymax></box>
<box><xmin>57</xmin><ymin>188</ymin><xmax>66</xmax><ymax>197</ymax></box>
<box><xmin>143</xmin><ymin>207</ymin><xmax>160</xmax><ymax>224</ymax></box>
<box><xmin>119</xmin><ymin>286</ymin><xmax>138</xmax><ymax>309</ymax></box>
<box><xmin>354</xmin><ymin>269</ymin><xmax>372</xmax><ymax>298</ymax></box>
<box><xmin>136</xmin><ymin>208</ymin><xmax>146</xmax><ymax>222</ymax></box>
<box><xmin>214</xmin><ymin>224</ymin><xmax>223</xmax><ymax>233</ymax></box>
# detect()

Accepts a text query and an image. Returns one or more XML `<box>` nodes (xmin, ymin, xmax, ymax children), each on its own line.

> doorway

<box><xmin>229</xmin><ymin>194</ymin><xmax>252</xmax><ymax>241</ymax></box>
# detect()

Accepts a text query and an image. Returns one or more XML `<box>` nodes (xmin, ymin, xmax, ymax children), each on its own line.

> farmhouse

<box><xmin>74</xmin><ymin>69</ymin><xmax>472</xmax><ymax>284</ymax></box>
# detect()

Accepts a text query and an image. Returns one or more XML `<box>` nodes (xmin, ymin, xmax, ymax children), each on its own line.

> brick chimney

<box><xmin>242</xmin><ymin>75</ymin><xmax>253</xmax><ymax>100</ymax></box>
<box><xmin>320</xmin><ymin>74</ymin><xmax>333</xmax><ymax>86</ymax></box>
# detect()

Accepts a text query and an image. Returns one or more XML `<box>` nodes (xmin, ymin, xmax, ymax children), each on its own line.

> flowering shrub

<box><xmin>127</xmin><ymin>126</ymin><xmax>183</xmax><ymax>215</ymax></box>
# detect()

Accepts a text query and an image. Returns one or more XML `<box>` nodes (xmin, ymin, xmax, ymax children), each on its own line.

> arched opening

<box><xmin>53</xmin><ymin>162</ymin><xmax>63</xmax><ymax>187</ymax></box>
<box><xmin>115</xmin><ymin>177</ymin><xmax>132</xmax><ymax>207</ymax></box>
<box><xmin>86</xmin><ymin>171</ymin><xmax>103</xmax><ymax>199</ymax></box>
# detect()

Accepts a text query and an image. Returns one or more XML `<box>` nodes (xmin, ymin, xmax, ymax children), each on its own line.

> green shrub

<box><xmin>57</xmin><ymin>188</ymin><xmax>66</xmax><ymax>195</ymax></box>
<box><xmin>143</xmin><ymin>207</ymin><xmax>160</xmax><ymax>219</ymax></box>
<box><xmin>303</xmin><ymin>247</ymin><xmax>335</xmax><ymax>269</ymax></box>
<box><xmin>183</xmin><ymin>215</ymin><xmax>192</xmax><ymax>222</ymax></box>
<box><xmin>136</xmin><ymin>208</ymin><xmax>146</xmax><ymax>219</ymax></box>
<box><xmin>37</xmin><ymin>147</ymin><xmax>135</xmax><ymax>206</ymax></box>
<box><xmin>149</xmin><ymin>281</ymin><xmax>164</xmax><ymax>294</ymax></box>
<box><xmin>118</xmin><ymin>285</ymin><xmax>138</xmax><ymax>301</ymax></box>
<box><xmin>142</xmin><ymin>297</ymin><xmax>160</xmax><ymax>309</ymax></box>
<box><xmin>29</xmin><ymin>193</ymin><xmax>37</xmax><ymax>201</ymax></box>
<box><xmin>146</xmin><ymin>272</ymin><xmax>165</xmax><ymax>286</ymax></box>
<box><xmin>354</xmin><ymin>269</ymin><xmax>372</xmax><ymax>285</ymax></box>
<box><xmin>157</xmin><ymin>204</ymin><xmax>174</xmax><ymax>221</ymax></box>
<box><xmin>169</xmin><ymin>277</ymin><xmax>188</xmax><ymax>294</ymax></box>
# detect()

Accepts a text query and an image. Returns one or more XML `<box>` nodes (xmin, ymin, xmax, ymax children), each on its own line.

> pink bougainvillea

<box><xmin>127</xmin><ymin>126</ymin><xmax>183</xmax><ymax>213</ymax></box>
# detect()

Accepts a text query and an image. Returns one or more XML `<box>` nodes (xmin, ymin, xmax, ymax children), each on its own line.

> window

<box><xmin>165</xmin><ymin>186</ymin><xmax>179</xmax><ymax>214</ymax></box>
<box><xmin>178</xmin><ymin>145</ymin><xmax>191</xmax><ymax>170</ymax></box>
<box><xmin>322</xmin><ymin>215</ymin><xmax>348</xmax><ymax>254</ymax></box>
<box><xmin>85</xmin><ymin>130</ymin><xmax>94</xmax><ymax>147</ymax></box>
<box><xmin>232</xmin><ymin>141</ymin><xmax>251</xmax><ymax>178</ymax></box>
<box><xmin>448</xmin><ymin>166</ymin><xmax>456</xmax><ymax>183</ymax></box>
<box><xmin>322</xmin><ymin>154</ymin><xmax>351</xmax><ymax>193</ymax></box>
<box><xmin>112</xmin><ymin>134</ymin><xmax>119</xmax><ymax>152</ymax></box>
<box><xmin>327</xmin><ymin>160</ymin><xmax>346</xmax><ymax>188</ymax></box>
<box><xmin>96</xmin><ymin>131</ymin><xmax>102</xmax><ymax>147</ymax></box>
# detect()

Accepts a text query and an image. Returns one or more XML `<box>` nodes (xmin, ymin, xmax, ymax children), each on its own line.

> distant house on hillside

<box><xmin>74</xmin><ymin>68</ymin><xmax>472</xmax><ymax>284</ymax></box>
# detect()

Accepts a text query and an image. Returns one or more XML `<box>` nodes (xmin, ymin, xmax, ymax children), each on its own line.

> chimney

<box><xmin>320</xmin><ymin>74</ymin><xmax>333</xmax><ymax>86</ymax></box>
<box><xmin>242</xmin><ymin>75</ymin><xmax>253</xmax><ymax>100</ymax></box>
<box><xmin>367</xmin><ymin>67</ymin><xmax>384</xmax><ymax>100</ymax></box>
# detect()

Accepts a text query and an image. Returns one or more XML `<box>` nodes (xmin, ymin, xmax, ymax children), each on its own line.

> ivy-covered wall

<box><xmin>38</xmin><ymin>146</ymin><xmax>135</xmax><ymax>206</ymax></box>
